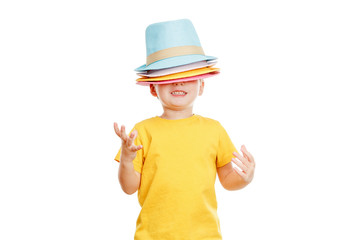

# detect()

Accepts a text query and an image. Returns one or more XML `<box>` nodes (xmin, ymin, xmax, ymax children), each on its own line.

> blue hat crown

<box><xmin>135</xmin><ymin>19</ymin><xmax>216</xmax><ymax>71</ymax></box>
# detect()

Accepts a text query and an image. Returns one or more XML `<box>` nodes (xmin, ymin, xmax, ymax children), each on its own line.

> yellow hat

<box><xmin>136</xmin><ymin>67</ymin><xmax>219</xmax><ymax>82</ymax></box>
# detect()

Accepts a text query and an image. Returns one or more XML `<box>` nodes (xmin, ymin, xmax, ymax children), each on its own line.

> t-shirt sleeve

<box><xmin>114</xmin><ymin>126</ymin><xmax>144</xmax><ymax>174</ymax></box>
<box><xmin>216</xmin><ymin>123</ymin><xmax>238</xmax><ymax>168</ymax></box>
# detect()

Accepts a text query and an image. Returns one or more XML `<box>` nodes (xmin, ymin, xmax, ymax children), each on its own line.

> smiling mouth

<box><xmin>171</xmin><ymin>90</ymin><xmax>187</xmax><ymax>96</ymax></box>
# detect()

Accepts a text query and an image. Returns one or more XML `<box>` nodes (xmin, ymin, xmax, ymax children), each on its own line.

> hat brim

<box><xmin>135</xmin><ymin>54</ymin><xmax>217</xmax><ymax>71</ymax></box>
<box><xmin>136</xmin><ymin>72</ymin><xmax>219</xmax><ymax>86</ymax></box>
<box><xmin>137</xmin><ymin>67</ymin><xmax>219</xmax><ymax>82</ymax></box>
<box><xmin>137</xmin><ymin>60</ymin><xmax>217</xmax><ymax>77</ymax></box>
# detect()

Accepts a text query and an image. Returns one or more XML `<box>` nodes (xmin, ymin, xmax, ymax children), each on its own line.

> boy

<box><xmin>114</xmin><ymin>19</ymin><xmax>255</xmax><ymax>239</ymax></box>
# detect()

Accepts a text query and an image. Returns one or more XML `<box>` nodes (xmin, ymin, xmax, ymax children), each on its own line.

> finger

<box><xmin>130</xmin><ymin>144</ymin><xmax>143</xmax><ymax>152</ymax></box>
<box><xmin>114</xmin><ymin>122</ymin><xmax>121</xmax><ymax>137</ymax></box>
<box><xmin>129</xmin><ymin>130</ymin><xmax>138</xmax><ymax>142</ymax></box>
<box><xmin>239</xmin><ymin>156</ymin><xmax>251</xmax><ymax>169</ymax></box>
<box><xmin>241</xmin><ymin>145</ymin><xmax>254</xmax><ymax>162</ymax></box>
<box><xmin>232</xmin><ymin>151</ymin><xmax>243</xmax><ymax>160</ymax></box>
<box><xmin>232</xmin><ymin>157</ymin><xmax>248</xmax><ymax>172</ymax></box>
<box><xmin>127</xmin><ymin>130</ymin><xmax>138</xmax><ymax>147</ymax></box>
<box><xmin>240</xmin><ymin>146</ymin><xmax>250</xmax><ymax>161</ymax></box>
<box><xmin>120</xmin><ymin>125</ymin><xmax>128</xmax><ymax>142</ymax></box>
<box><xmin>241</xmin><ymin>145</ymin><xmax>254</xmax><ymax>161</ymax></box>
<box><xmin>233</xmin><ymin>166</ymin><xmax>246</xmax><ymax>179</ymax></box>
<box><xmin>233</xmin><ymin>152</ymin><xmax>250</xmax><ymax>168</ymax></box>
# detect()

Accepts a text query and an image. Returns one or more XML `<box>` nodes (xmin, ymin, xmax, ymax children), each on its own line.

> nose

<box><xmin>172</xmin><ymin>81</ymin><xmax>185</xmax><ymax>86</ymax></box>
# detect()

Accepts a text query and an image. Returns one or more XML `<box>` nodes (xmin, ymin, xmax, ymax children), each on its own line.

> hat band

<box><xmin>146</xmin><ymin>45</ymin><xmax>205</xmax><ymax>66</ymax></box>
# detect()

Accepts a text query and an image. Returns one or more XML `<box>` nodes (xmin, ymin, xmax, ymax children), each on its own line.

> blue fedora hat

<box><xmin>135</xmin><ymin>19</ymin><xmax>217</xmax><ymax>71</ymax></box>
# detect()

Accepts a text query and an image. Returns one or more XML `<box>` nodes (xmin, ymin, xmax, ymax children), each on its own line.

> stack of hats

<box><xmin>134</xmin><ymin>19</ymin><xmax>220</xmax><ymax>86</ymax></box>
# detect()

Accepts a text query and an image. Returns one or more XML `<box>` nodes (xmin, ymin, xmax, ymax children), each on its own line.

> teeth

<box><xmin>171</xmin><ymin>91</ymin><xmax>186</xmax><ymax>95</ymax></box>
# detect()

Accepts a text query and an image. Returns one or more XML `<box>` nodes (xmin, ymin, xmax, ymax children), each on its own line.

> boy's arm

<box><xmin>217</xmin><ymin>162</ymin><xmax>247</xmax><ymax>190</ymax></box>
<box><xmin>217</xmin><ymin>145</ymin><xmax>255</xmax><ymax>191</ymax></box>
<box><xmin>119</xmin><ymin>157</ymin><xmax>141</xmax><ymax>195</ymax></box>
<box><xmin>114</xmin><ymin>123</ymin><xmax>143</xmax><ymax>195</ymax></box>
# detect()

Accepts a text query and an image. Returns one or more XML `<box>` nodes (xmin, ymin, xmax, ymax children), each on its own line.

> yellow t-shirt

<box><xmin>114</xmin><ymin>115</ymin><xmax>238</xmax><ymax>240</ymax></box>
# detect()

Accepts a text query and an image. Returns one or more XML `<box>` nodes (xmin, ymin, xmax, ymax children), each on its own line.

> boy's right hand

<box><xmin>114</xmin><ymin>123</ymin><xmax>143</xmax><ymax>162</ymax></box>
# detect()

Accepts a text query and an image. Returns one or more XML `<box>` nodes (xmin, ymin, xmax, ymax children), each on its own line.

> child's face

<box><xmin>150</xmin><ymin>80</ymin><xmax>204</xmax><ymax>111</ymax></box>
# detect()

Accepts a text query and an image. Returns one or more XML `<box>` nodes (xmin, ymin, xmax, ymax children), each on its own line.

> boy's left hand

<box><xmin>231</xmin><ymin>145</ymin><xmax>255</xmax><ymax>184</ymax></box>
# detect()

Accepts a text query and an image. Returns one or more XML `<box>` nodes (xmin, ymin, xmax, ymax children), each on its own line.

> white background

<box><xmin>1</xmin><ymin>0</ymin><xmax>359</xmax><ymax>239</ymax></box>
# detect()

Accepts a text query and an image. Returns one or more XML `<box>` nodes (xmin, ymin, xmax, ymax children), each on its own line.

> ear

<box><xmin>150</xmin><ymin>84</ymin><xmax>158</xmax><ymax>97</ymax></box>
<box><xmin>198</xmin><ymin>79</ymin><xmax>205</xmax><ymax>96</ymax></box>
